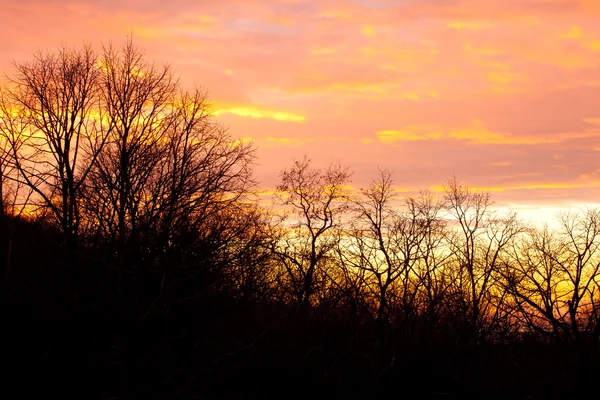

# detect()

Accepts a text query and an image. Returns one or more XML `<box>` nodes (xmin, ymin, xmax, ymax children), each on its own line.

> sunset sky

<box><xmin>2</xmin><ymin>0</ymin><xmax>600</xmax><ymax>220</ymax></box>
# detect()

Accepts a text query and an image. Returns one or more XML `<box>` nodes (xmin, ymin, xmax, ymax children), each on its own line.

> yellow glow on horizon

<box><xmin>429</xmin><ymin>181</ymin><xmax>600</xmax><ymax>194</ymax></box>
<box><xmin>326</xmin><ymin>183</ymin><xmax>355</xmax><ymax>192</ymax></box>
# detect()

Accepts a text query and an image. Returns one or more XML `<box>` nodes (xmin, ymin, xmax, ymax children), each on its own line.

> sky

<box><xmin>2</xmin><ymin>0</ymin><xmax>600</xmax><ymax>221</ymax></box>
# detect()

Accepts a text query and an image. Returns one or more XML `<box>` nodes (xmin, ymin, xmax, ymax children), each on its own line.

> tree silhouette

<box><xmin>443</xmin><ymin>177</ymin><xmax>524</xmax><ymax>343</ymax></box>
<box><xmin>83</xmin><ymin>40</ymin><xmax>179</xmax><ymax>273</ymax></box>
<box><xmin>0</xmin><ymin>45</ymin><xmax>106</xmax><ymax>246</ymax></box>
<box><xmin>504</xmin><ymin>209</ymin><xmax>600</xmax><ymax>344</ymax></box>
<box><xmin>273</xmin><ymin>156</ymin><xmax>352</xmax><ymax>309</ymax></box>
<box><xmin>342</xmin><ymin>169</ymin><xmax>449</xmax><ymax>350</ymax></box>
<box><xmin>0</xmin><ymin>40</ymin><xmax>258</xmax><ymax>314</ymax></box>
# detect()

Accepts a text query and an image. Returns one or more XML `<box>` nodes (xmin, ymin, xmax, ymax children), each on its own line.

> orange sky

<box><xmin>2</xmin><ymin>0</ymin><xmax>600</xmax><ymax>218</ymax></box>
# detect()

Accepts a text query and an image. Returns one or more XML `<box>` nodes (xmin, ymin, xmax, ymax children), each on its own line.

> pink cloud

<box><xmin>2</xmin><ymin>0</ymin><xmax>600</xmax><ymax>214</ymax></box>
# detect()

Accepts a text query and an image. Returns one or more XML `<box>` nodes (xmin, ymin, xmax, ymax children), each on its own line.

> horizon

<box><xmin>2</xmin><ymin>0</ymin><xmax>600</xmax><ymax>224</ymax></box>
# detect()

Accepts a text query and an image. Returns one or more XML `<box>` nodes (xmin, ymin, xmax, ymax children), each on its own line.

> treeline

<box><xmin>1</xmin><ymin>42</ymin><xmax>598</xmax><ymax>399</ymax></box>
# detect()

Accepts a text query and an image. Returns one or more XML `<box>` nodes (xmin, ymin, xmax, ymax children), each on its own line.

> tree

<box><xmin>443</xmin><ymin>177</ymin><xmax>523</xmax><ymax>343</ymax></box>
<box><xmin>273</xmin><ymin>156</ymin><xmax>352</xmax><ymax>309</ymax></box>
<box><xmin>0</xmin><ymin>102</ymin><xmax>35</xmax><ymax>281</ymax></box>
<box><xmin>0</xmin><ymin>45</ymin><xmax>106</xmax><ymax>246</ymax></box>
<box><xmin>504</xmin><ymin>209</ymin><xmax>600</xmax><ymax>345</ymax></box>
<box><xmin>82</xmin><ymin>40</ymin><xmax>178</xmax><ymax>266</ymax></box>
<box><xmin>0</xmin><ymin>40</ymin><xmax>258</xmax><ymax>311</ymax></box>
<box><xmin>78</xmin><ymin>40</ymin><xmax>257</xmax><ymax>303</ymax></box>
<box><xmin>342</xmin><ymin>169</ymin><xmax>449</xmax><ymax>349</ymax></box>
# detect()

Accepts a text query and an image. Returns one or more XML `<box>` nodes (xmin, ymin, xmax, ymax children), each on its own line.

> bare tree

<box><xmin>407</xmin><ymin>191</ymin><xmax>454</xmax><ymax>341</ymax></box>
<box><xmin>273</xmin><ymin>156</ymin><xmax>352</xmax><ymax>309</ymax></box>
<box><xmin>443</xmin><ymin>177</ymin><xmax>524</xmax><ymax>343</ymax></box>
<box><xmin>0</xmin><ymin>45</ymin><xmax>106</xmax><ymax>246</ymax></box>
<box><xmin>79</xmin><ymin>40</ymin><xmax>257</xmax><ymax>302</ymax></box>
<box><xmin>136</xmin><ymin>88</ymin><xmax>258</xmax><ymax>312</ymax></box>
<box><xmin>142</xmin><ymin>89</ymin><xmax>256</xmax><ymax>257</ymax></box>
<box><xmin>504</xmin><ymin>209</ymin><xmax>600</xmax><ymax>345</ymax></box>
<box><xmin>342</xmin><ymin>169</ymin><xmax>449</xmax><ymax>348</ymax></box>
<box><xmin>0</xmin><ymin>97</ymin><xmax>36</xmax><ymax>281</ymax></box>
<box><xmin>0</xmin><ymin>96</ymin><xmax>17</xmax><ymax>219</ymax></box>
<box><xmin>83</xmin><ymin>39</ymin><xmax>178</xmax><ymax>267</ymax></box>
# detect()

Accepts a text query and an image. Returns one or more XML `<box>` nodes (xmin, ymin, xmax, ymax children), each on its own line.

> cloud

<box><xmin>376</xmin><ymin>127</ymin><xmax>443</xmax><ymax>143</ymax></box>
<box><xmin>447</xmin><ymin>20</ymin><xmax>491</xmax><ymax>31</ymax></box>
<box><xmin>561</xmin><ymin>26</ymin><xmax>583</xmax><ymax>39</ymax></box>
<box><xmin>447</xmin><ymin>120</ymin><xmax>549</xmax><ymax>144</ymax></box>
<box><xmin>3</xmin><ymin>0</ymin><xmax>600</xmax><ymax>210</ymax></box>
<box><xmin>378</xmin><ymin>120</ymin><xmax>557</xmax><ymax>145</ymax></box>
<box><xmin>361</xmin><ymin>25</ymin><xmax>375</xmax><ymax>36</ymax></box>
<box><xmin>264</xmin><ymin>136</ymin><xmax>314</xmax><ymax>145</ymax></box>
<box><xmin>213</xmin><ymin>105</ymin><xmax>307</xmax><ymax>122</ymax></box>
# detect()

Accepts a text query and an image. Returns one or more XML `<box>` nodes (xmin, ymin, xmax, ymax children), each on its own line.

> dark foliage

<box><xmin>1</xmin><ymin>214</ymin><xmax>599</xmax><ymax>400</ymax></box>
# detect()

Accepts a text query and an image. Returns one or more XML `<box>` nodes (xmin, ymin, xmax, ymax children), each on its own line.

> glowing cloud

<box><xmin>447</xmin><ymin>21</ymin><xmax>490</xmax><ymax>31</ymax></box>
<box><xmin>213</xmin><ymin>106</ymin><xmax>306</xmax><ymax>123</ymax></box>
<box><xmin>561</xmin><ymin>26</ymin><xmax>583</xmax><ymax>39</ymax></box>
<box><xmin>586</xmin><ymin>41</ymin><xmax>600</xmax><ymax>51</ymax></box>
<box><xmin>265</xmin><ymin>136</ymin><xmax>314</xmax><ymax>145</ymax></box>
<box><xmin>448</xmin><ymin>120</ymin><xmax>549</xmax><ymax>144</ymax></box>
<box><xmin>429</xmin><ymin>181</ymin><xmax>600</xmax><ymax>194</ymax></box>
<box><xmin>376</xmin><ymin>127</ymin><xmax>443</xmax><ymax>143</ymax></box>
<box><xmin>361</xmin><ymin>25</ymin><xmax>375</xmax><ymax>37</ymax></box>
<box><xmin>584</xmin><ymin>118</ymin><xmax>600</xmax><ymax>125</ymax></box>
<box><xmin>378</xmin><ymin>121</ymin><xmax>553</xmax><ymax>145</ymax></box>
<box><xmin>3</xmin><ymin>0</ymin><xmax>600</xmax><ymax>211</ymax></box>
<box><xmin>464</xmin><ymin>45</ymin><xmax>503</xmax><ymax>56</ymax></box>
